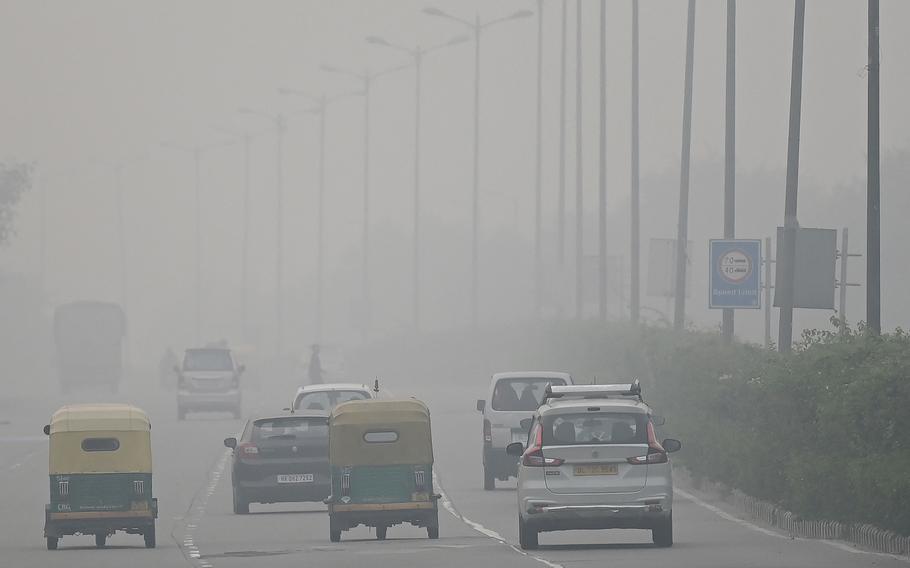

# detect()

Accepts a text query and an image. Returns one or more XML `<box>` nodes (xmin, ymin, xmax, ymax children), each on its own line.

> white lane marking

<box><xmin>434</xmin><ymin>471</ymin><xmax>564</xmax><ymax>568</ymax></box>
<box><xmin>676</xmin><ymin>487</ymin><xmax>910</xmax><ymax>563</ymax></box>
<box><xmin>175</xmin><ymin>449</ymin><xmax>230</xmax><ymax>567</ymax></box>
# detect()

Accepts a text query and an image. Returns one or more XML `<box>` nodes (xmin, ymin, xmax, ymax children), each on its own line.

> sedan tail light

<box><xmin>238</xmin><ymin>442</ymin><xmax>259</xmax><ymax>460</ymax></box>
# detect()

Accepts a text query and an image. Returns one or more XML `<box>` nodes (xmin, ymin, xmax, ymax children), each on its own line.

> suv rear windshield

<box><xmin>542</xmin><ymin>412</ymin><xmax>647</xmax><ymax>445</ymax></box>
<box><xmin>252</xmin><ymin>417</ymin><xmax>328</xmax><ymax>441</ymax></box>
<box><xmin>294</xmin><ymin>390</ymin><xmax>369</xmax><ymax>411</ymax></box>
<box><xmin>491</xmin><ymin>378</ymin><xmax>568</xmax><ymax>411</ymax></box>
<box><xmin>183</xmin><ymin>349</ymin><xmax>233</xmax><ymax>371</ymax></box>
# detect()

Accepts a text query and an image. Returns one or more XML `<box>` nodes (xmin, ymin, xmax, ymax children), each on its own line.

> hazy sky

<box><xmin>1</xmin><ymin>0</ymin><xmax>907</xmax><ymax>356</ymax></box>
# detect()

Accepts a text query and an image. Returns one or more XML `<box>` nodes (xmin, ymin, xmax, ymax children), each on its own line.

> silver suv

<box><xmin>176</xmin><ymin>347</ymin><xmax>244</xmax><ymax>420</ymax></box>
<box><xmin>507</xmin><ymin>382</ymin><xmax>681</xmax><ymax>549</ymax></box>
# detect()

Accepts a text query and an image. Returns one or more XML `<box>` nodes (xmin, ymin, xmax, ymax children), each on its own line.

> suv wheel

<box><xmin>232</xmin><ymin>486</ymin><xmax>249</xmax><ymax>514</ymax></box>
<box><xmin>652</xmin><ymin>513</ymin><xmax>673</xmax><ymax>547</ymax></box>
<box><xmin>483</xmin><ymin>466</ymin><xmax>495</xmax><ymax>490</ymax></box>
<box><xmin>518</xmin><ymin>515</ymin><xmax>538</xmax><ymax>550</ymax></box>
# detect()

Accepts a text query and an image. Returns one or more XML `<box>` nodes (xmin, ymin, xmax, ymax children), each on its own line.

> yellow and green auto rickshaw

<box><xmin>43</xmin><ymin>404</ymin><xmax>158</xmax><ymax>550</ymax></box>
<box><xmin>325</xmin><ymin>399</ymin><xmax>440</xmax><ymax>542</ymax></box>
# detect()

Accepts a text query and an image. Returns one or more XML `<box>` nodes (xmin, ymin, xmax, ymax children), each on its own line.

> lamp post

<box><xmin>237</xmin><ymin>110</ymin><xmax>286</xmax><ymax>355</ymax></box>
<box><xmin>320</xmin><ymin>62</ymin><xmax>410</xmax><ymax>341</ymax></box>
<box><xmin>366</xmin><ymin>34</ymin><xmax>468</xmax><ymax>332</ymax></box>
<box><xmin>423</xmin><ymin>6</ymin><xmax>533</xmax><ymax>329</ymax></box>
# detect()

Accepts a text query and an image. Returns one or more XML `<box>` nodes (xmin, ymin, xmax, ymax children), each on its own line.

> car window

<box><xmin>543</xmin><ymin>412</ymin><xmax>647</xmax><ymax>445</ymax></box>
<box><xmin>183</xmin><ymin>349</ymin><xmax>233</xmax><ymax>371</ymax></box>
<box><xmin>252</xmin><ymin>417</ymin><xmax>328</xmax><ymax>441</ymax></box>
<box><xmin>295</xmin><ymin>392</ymin><xmax>332</xmax><ymax>411</ymax></box>
<box><xmin>334</xmin><ymin>390</ymin><xmax>369</xmax><ymax>405</ymax></box>
<box><xmin>491</xmin><ymin>378</ymin><xmax>567</xmax><ymax>411</ymax></box>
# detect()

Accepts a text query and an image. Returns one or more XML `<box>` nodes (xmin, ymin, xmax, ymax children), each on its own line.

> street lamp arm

<box><xmin>481</xmin><ymin>10</ymin><xmax>534</xmax><ymax>30</ymax></box>
<box><xmin>277</xmin><ymin>88</ymin><xmax>321</xmax><ymax>104</ymax></box>
<box><xmin>371</xmin><ymin>62</ymin><xmax>412</xmax><ymax>80</ymax></box>
<box><xmin>423</xmin><ymin>7</ymin><xmax>475</xmax><ymax>28</ymax></box>
<box><xmin>424</xmin><ymin>34</ymin><xmax>471</xmax><ymax>54</ymax></box>
<box><xmin>366</xmin><ymin>36</ymin><xmax>415</xmax><ymax>55</ymax></box>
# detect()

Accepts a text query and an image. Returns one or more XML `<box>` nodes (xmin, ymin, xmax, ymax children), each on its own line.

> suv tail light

<box><xmin>628</xmin><ymin>421</ymin><xmax>667</xmax><ymax>465</ymax></box>
<box><xmin>483</xmin><ymin>419</ymin><xmax>492</xmax><ymax>446</ymax></box>
<box><xmin>238</xmin><ymin>442</ymin><xmax>259</xmax><ymax>460</ymax></box>
<box><xmin>521</xmin><ymin>423</ymin><xmax>564</xmax><ymax>467</ymax></box>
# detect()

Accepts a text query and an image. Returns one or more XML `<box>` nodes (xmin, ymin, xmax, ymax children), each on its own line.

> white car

<box><xmin>176</xmin><ymin>347</ymin><xmax>244</xmax><ymax>420</ymax></box>
<box><xmin>476</xmin><ymin>372</ymin><xmax>573</xmax><ymax>490</ymax></box>
<box><xmin>290</xmin><ymin>383</ymin><xmax>374</xmax><ymax>413</ymax></box>
<box><xmin>507</xmin><ymin>382</ymin><xmax>681</xmax><ymax>549</ymax></box>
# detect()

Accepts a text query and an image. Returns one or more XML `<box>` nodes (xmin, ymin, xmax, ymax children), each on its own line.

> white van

<box><xmin>475</xmin><ymin>371</ymin><xmax>572</xmax><ymax>490</ymax></box>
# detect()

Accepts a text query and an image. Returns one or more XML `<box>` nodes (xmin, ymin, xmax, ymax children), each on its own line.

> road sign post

<box><xmin>709</xmin><ymin>239</ymin><xmax>762</xmax><ymax>310</ymax></box>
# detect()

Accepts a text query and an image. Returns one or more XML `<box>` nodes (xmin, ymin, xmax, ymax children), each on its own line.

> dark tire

<box><xmin>233</xmin><ymin>486</ymin><xmax>249</xmax><ymax>514</ymax></box>
<box><xmin>427</xmin><ymin>525</ymin><xmax>439</xmax><ymax>539</ymax></box>
<box><xmin>330</xmin><ymin>528</ymin><xmax>341</xmax><ymax>542</ymax></box>
<box><xmin>518</xmin><ymin>515</ymin><xmax>538</xmax><ymax>550</ymax></box>
<box><xmin>144</xmin><ymin>526</ymin><xmax>156</xmax><ymax>548</ymax></box>
<box><xmin>376</xmin><ymin>525</ymin><xmax>387</xmax><ymax>540</ymax></box>
<box><xmin>46</xmin><ymin>537</ymin><xmax>58</xmax><ymax>550</ymax></box>
<box><xmin>95</xmin><ymin>533</ymin><xmax>107</xmax><ymax>548</ymax></box>
<box><xmin>652</xmin><ymin>514</ymin><xmax>673</xmax><ymax>547</ymax></box>
<box><xmin>483</xmin><ymin>466</ymin><xmax>495</xmax><ymax>490</ymax></box>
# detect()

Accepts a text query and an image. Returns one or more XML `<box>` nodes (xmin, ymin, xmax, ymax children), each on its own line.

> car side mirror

<box><xmin>506</xmin><ymin>442</ymin><xmax>524</xmax><ymax>457</ymax></box>
<box><xmin>224</xmin><ymin>437</ymin><xmax>237</xmax><ymax>449</ymax></box>
<box><xmin>43</xmin><ymin>424</ymin><xmax>50</xmax><ymax>436</ymax></box>
<box><xmin>519</xmin><ymin>418</ymin><xmax>533</xmax><ymax>431</ymax></box>
<box><xmin>476</xmin><ymin>399</ymin><xmax>485</xmax><ymax>412</ymax></box>
<box><xmin>651</xmin><ymin>415</ymin><xmax>666</xmax><ymax>427</ymax></box>
<box><xmin>662</xmin><ymin>438</ymin><xmax>681</xmax><ymax>453</ymax></box>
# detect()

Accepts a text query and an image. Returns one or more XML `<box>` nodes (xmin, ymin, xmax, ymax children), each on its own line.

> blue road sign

<box><xmin>709</xmin><ymin>239</ymin><xmax>762</xmax><ymax>309</ymax></box>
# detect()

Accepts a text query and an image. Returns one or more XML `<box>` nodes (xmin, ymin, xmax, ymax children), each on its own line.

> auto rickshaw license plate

<box><xmin>277</xmin><ymin>474</ymin><xmax>313</xmax><ymax>483</ymax></box>
<box><xmin>574</xmin><ymin>464</ymin><xmax>618</xmax><ymax>476</ymax></box>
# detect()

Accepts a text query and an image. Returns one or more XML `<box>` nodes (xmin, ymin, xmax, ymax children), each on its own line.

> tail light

<box><xmin>341</xmin><ymin>470</ymin><xmax>351</xmax><ymax>496</ymax></box>
<box><xmin>58</xmin><ymin>480</ymin><xmax>69</xmax><ymax>498</ymax></box>
<box><xmin>628</xmin><ymin>421</ymin><xmax>667</xmax><ymax>465</ymax></box>
<box><xmin>414</xmin><ymin>469</ymin><xmax>426</xmax><ymax>491</ymax></box>
<box><xmin>521</xmin><ymin>423</ymin><xmax>564</xmax><ymax>467</ymax></box>
<box><xmin>238</xmin><ymin>442</ymin><xmax>259</xmax><ymax>460</ymax></box>
<box><xmin>133</xmin><ymin>479</ymin><xmax>145</xmax><ymax>495</ymax></box>
<box><xmin>483</xmin><ymin>419</ymin><xmax>492</xmax><ymax>446</ymax></box>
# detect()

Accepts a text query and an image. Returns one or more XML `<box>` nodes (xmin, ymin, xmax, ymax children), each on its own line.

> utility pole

<box><xmin>839</xmin><ymin>227</ymin><xmax>849</xmax><ymax>335</ymax></box>
<box><xmin>317</xmin><ymin>98</ymin><xmax>327</xmax><ymax>342</ymax></box>
<box><xmin>361</xmin><ymin>73</ymin><xmax>372</xmax><ymax>342</ymax></box>
<box><xmin>558</xmin><ymin>0</ymin><xmax>568</xmax><ymax>270</ymax></box>
<box><xmin>722</xmin><ymin>0</ymin><xmax>736</xmax><ymax>343</ymax></box>
<box><xmin>534</xmin><ymin>0</ymin><xmax>544</xmax><ymax>319</ymax></box>
<box><xmin>276</xmin><ymin>117</ymin><xmax>286</xmax><ymax>356</ymax></box>
<box><xmin>193</xmin><ymin>148</ymin><xmax>202</xmax><ymax>345</ymax></box>
<box><xmin>764</xmin><ymin>236</ymin><xmax>773</xmax><ymax>348</ymax></box>
<box><xmin>114</xmin><ymin>165</ymin><xmax>127</xmax><ymax>312</ymax></box>
<box><xmin>414</xmin><ymin>51</ymin><xmax>423</xmax><ymax>332</ymax></box>
<box><xmin>867</xmin><ymin>0</ymin><xmax>881</xmax><ymax>335</ymax></box>
<box><xmin>574</xmin><ymin>0</ymin><xmax>584</xmax><ymax>320</ymax></box>
<box><xmin>630</xmin><ymin>0</ymin><xmax>640</xmax><ymax>325</ymax></box>
<box><xmin>673</xmin><ymin>0</ymin><xmax>696</xmax><ymax>332</ymax></box>
<box><xmin>240</xmin><ymin>133</ymin><xmax>251</xmax><ymax>343</ymax></box>
<box><xmin>778</xmin><ymin>0</ymin><xmax>806</xmax><ymax>353</ymax></box>
<box><xmin>472</xmin><ymin>13</ymin><xmax>482</xmax><ymax>328</ymax></box>
<box><xmin>597</xmin><ymin>0</ymin><xmax>608</xmax><ymax>321</ymax></box>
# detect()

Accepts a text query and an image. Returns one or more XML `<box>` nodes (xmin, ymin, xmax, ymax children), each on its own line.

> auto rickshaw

<box><xmin>43</xmin><ymin>404</ymin><xmax>158</xmax><ymax>550</ymax></box>
<box><xmin>325</xmin><ymin>399</ymin><xmax>439</xmax><ymax>542</ymax></box>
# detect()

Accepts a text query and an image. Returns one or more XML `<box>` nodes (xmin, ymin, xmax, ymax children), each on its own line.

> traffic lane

<box><xmin>189</xmin><ymin>459</ymin><xmax>539</xmax><ymax>568</ymax></box>
<box><xmin>414</xmin><ymin>382</ymin><xmax>910</xmax><ymax>568</ymax></box>
<box><xmin>0</xmin><ymin>386</ymin><xmax>240</xmax><ymax>568</ymax></box>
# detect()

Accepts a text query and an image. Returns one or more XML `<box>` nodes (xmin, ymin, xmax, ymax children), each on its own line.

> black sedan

<box><xmin>224</xmin><ymin>412</ymin><xmax>330</xmax><ymax>514</ymax></box>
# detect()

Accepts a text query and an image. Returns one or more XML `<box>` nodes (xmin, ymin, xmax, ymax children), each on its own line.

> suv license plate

<box><xmin>574</xmin><ymin>464</ymin><xmax>618</xmax><ymax>476</ymax></box>
<box><xmin>277</xmin><ymin>474</ymin><xmax>313</xmax><ymax>484</ymax></box>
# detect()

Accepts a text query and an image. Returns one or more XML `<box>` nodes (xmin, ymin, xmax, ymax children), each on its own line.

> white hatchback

<box><xmin>290</xmin><ymin>383</ymin><xmax>374</xmax><ymax>413</ymax></box>
<box><xmin>507</xmin><ymin>383</ymin><xmax>681</xmax><ymax>549</ymax></box>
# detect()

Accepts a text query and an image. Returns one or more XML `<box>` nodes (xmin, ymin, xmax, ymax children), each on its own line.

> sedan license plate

<box><xmin>277</xmin><ymin>474</ymin><xmax>313</xmax><ymax>484</ymax></box>
<box><xmin>574</xmin><ymin>464</ymin><xmax>618</xmax><ymax>476</ymax></box>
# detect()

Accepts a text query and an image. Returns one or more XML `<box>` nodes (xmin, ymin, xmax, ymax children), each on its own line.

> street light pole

<box><xmin>193</xmin><ymin>148</ymin><xmax>202</xmax><ymax>345</ymax></box>
<box><xmin>598</xmin><ymin>0</ymin><xmax>607</xmax><ymax>322</ymax></box>
<box><xmin>534</xmin><ymin>0</ymin><xmax>544</xmax><ymax>319</ymax></box>
<box><xmin>558</xmin><ymin>0</ymin><xmax>568</xmax><ymax>271</ymax></box>
<box><xmin>575</xmin><ymin>0</ymin><xmax>584</xmax><ymax>321</ymax></box>
<box><xmin>867</xmin><ymin>0</ymin><xmax>881</xmax><ymax>335</ymax></box>
<box><xmin>630</xmin><ymin>0</ymin><xmax>640</xmax><ymax>325</ymax></box>
<box><xmin>722</xmin><ymin>0</ymin><xmax>736</xmax><ymax>344</ymax></box>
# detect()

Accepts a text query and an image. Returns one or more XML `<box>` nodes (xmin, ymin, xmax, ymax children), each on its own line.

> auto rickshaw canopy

<box><xmin>329</xmin><ymin>399</ymin><xmax>433</xmax><ymax>466</ymax></box>
<box><xmin>47</xmin><ymin>404</ymin><xmax>152</xmax><ymax>475</ymax></box>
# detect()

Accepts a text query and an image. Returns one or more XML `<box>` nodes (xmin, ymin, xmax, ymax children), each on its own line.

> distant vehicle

<box><xmin>53</xmin><ymin>301</ymin><xmax>126</xmax><ymax>394</ymax></box>
<box><xmin>476</xmin><ymin>371</ymin><xmax>573</xmax><ymax>490</ymax></box>
<box><xmin>43</xmin><ymin>403</ymin><xmax>158</xmax><ymax>550</ymax></box>
<box><xmin>290</xmin><ymin>383</ymin><xmax>373</xmax><ymax>413</ymax></box>
<box><xmin>325</xmin><ymin>399</ymin><xmax>440</xmax><ymax>542</ymax></box>
<box><xmin>507</xmin><ymin>382</ymin><xmax>681</xmax><ymax>549</ymax></box>
<box><xmin>224</xmin><ymin>412</ymin><xmax>330</xmax><ymax>514</ymax></box>
<box><xmin>175</xmin><ymin>347</ymin><xmax>244</xmax><ymax>420</ymax></box>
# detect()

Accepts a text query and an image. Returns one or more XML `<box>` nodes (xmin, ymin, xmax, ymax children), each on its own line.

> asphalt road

<box><xmin>0</xmin><ymin>377</ymin><xmax>905</xmax><ymax>568</ymax></box>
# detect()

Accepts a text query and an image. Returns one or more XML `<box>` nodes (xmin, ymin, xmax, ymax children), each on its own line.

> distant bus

<box><xmin>53</xmin><ymin>301</ymin><xmax>126</xmax><ymax>393</ymax></box>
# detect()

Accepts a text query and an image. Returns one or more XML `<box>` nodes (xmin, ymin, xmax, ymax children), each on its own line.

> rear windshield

<box><xmin>294</xmin><ymin>390</ymin><xmax>369</xmax><ymax>411</ymax></box>
<box><xmin>183</xmin><ymin>349</ymin><xmax>233</xmax><ymax>371</ymax></box>
<box><xmin>252</xmin><ymin>417</ymin><xmax>328</xmax><ymax>441</ymax></box>
<box><xmin>491</xmin><ymin>378</ymin><xmax>567</xmax><ymax>411</ymax></box>
<box><xmin>542</xmin><ymin>412</ymin><xmax>647</xmax><ymax>445</ymax></box>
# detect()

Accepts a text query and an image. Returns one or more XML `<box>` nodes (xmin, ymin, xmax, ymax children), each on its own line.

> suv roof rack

<box><xmin>542</xmin><ymin>380</ymin><xmax>642</xmax><ymax>403</ymax></box>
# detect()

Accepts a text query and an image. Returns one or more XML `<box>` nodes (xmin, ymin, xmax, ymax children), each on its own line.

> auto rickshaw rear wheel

<box><xmin>95</xmin><ymin>533</ymin><xmax>106</xmax><ymax>548</ymax></box>
<box><xmin>329</xmin><ymin>528</ymin><xmax>341</xmax><ymax>542</ymax></box>
<box><xmin>376</xmin><ymin>525</ymin><xmax>387</xmax><ymax>540</ymax></box>
<box><xmin>483</xmin><ymin>467</ymin><xmax>495</xmax><ymax>490</ymax></box>
<box><xmin>427</xmin><ymin>525</ymin><xmax>439</xmax><ymax>539</ymax></box>
<box><xmin>144</xmin><ymin>526</ymin><xmax>156</xmax><ymax>548</ymax></box>
<box><xmin>46</xmin><ymin>537</ymin><xmax>58</xmax><ymax>550</ymax></box>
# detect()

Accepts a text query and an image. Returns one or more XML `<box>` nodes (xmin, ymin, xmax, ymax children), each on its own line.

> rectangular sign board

<box><xmin>709</xmin><ymin>239</ymin><xmax>762</xmax><ymax>309</ymax></box>
<box><xmin>773</xmin><ymin>227</ymin><xmax>836</xmax><ymax>310</ymax></box>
